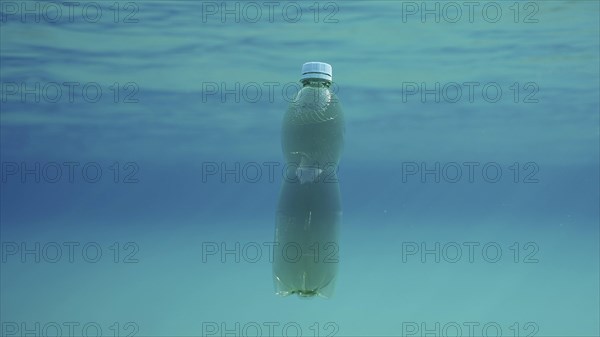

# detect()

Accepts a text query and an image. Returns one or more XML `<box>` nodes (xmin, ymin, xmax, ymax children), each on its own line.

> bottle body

<box><xmin>273</xmin><ymin>77</ymin><xmax>344</xmax><ymax>298</ymax></box>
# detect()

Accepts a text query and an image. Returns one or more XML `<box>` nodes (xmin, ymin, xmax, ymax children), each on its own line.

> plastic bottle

<box><xmin>273</xmin><ymin>62</ymin><xmax>344</xmax><ymax>298</ymax></box>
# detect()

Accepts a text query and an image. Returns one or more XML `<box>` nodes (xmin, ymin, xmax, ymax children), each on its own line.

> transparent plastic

<box><xmin>273</xmin><ymin>66</ymin><xmax>344</xmax><ymax>298</ymax></box>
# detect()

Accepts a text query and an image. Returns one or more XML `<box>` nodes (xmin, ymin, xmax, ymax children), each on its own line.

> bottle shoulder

<box><xmin>285</xmin><ymin>95</ymin><xmax>343</xmax><ymax>126</ymax></box>
<box><xmin>289</xmin><ymin>85</ymin><xmax>342</xmax><ymax>113</ymax></box>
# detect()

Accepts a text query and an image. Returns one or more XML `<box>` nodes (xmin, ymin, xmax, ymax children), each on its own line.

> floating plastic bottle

<box><xmin>273</xmin><ymin>62</ymin><xmax>344</xmax><ymax>298</ymax></box>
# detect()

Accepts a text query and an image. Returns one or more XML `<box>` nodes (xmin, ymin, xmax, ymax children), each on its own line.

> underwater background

<box><xmin>1</xmin><ymin>1</ymin><xmax>599</xmax><ymax>336</ymax></box>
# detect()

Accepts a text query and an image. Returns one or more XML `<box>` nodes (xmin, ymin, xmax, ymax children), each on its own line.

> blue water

<box><xmin>1</xmin><ymin>1</ymin><xmax>599</xmax><ymax>336</ymax></box>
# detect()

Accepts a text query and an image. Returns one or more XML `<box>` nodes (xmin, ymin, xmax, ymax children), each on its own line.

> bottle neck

<box><xmin>301</xmin><ymin>78</ymin><xmax>332</xmax><ymax>88</ymax></box>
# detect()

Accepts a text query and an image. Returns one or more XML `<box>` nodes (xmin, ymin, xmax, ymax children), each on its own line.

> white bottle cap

<box><xmin>301</xmin><ymin>62</ymin><xmax>332</xmax><ymax>81</ymax></box>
